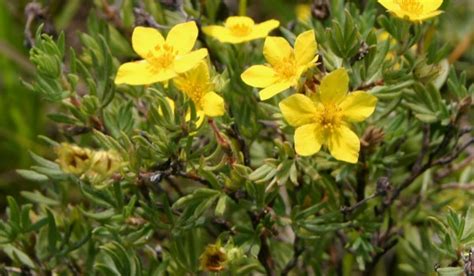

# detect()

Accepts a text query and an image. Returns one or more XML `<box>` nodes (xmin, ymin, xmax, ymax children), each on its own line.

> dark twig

<box><xmin>356</xmin><ymin>145</ymin><xmax>368</xmax><ymax>202</ymax></box>
<box><xmin>228</xmin><ymin>122</ymin><xmax>250</xmax><ymax>166</ymax></box>
<box><xmin>24</xmin><ymin>2</ymin><xmax>56</xmax><ymax>48</ymax></box>
<box><xmin>281</xmin><ymin>237</ymin><xmax>304</xmax><ymax>275</ymax></box>
<box><xmin>249</xmin><ymin>208</ymin><xmax>276</xmax><ymax>276</ymax></box>
<box><xmin>439</xmin><ymin>183</ymin><xmax>474</xmax><ymax>190</ymax></box>
<box><xmin>413</xmin><ymin>124</ymin><xmax>430</xmax><ymax>173</ymax></box>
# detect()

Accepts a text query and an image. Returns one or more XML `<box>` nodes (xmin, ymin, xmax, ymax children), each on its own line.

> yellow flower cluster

<box><xmin>114</xmin><ymin>1</ymin><xmax>443</xmax><ymax>163</ymax></box>
<box><xmin>115</xmin><ymin>17</ymin><xmax>280</xmax><ymax>123</ymax></box>
<box><xmin>55</xmin><ymin>143</ymin><xmax>122</xmax><ymax>186</ymax></box>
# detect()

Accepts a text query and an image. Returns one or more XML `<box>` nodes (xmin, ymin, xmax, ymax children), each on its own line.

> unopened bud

<box><xmin>55</xmin><ymin>143</ymin><xmax>93</xmax><ymax>175</ymax></box>
<box><xmin>199</xmin><ymin>244</ymin><xmax>227</xmax><ymax>272</ymax></box>
<box><xmin>361</xmin><ymin>126</ymin><xmax>385</xmax><ymax>151</ymax></box>
<box><xmin>86</xmin><ymin>150</ymin><xmax>122</xmax><ymax>185</ymax></box>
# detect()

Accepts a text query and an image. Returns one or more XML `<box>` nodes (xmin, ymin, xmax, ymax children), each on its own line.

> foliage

<box><xmin>0</xmin><ymin>0</ymin><xmax>473</xmax><ymax>275</ymax></box>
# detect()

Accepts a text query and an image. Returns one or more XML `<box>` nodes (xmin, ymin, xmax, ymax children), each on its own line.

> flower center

<box><xmin>316</xmin><ymin>104</ymin><xmax>342</xmax><ymax>132</ymax></box>
<box><xmin>228</xmin><ymin>23</ymin><xmax>252</xmax><ymax>37</ymax></box>
<box><xmin>146</xmin><ymin>43</ymin><xmax>177</xmax><ymax>72</ymax></box>
<box><xmin>180</xmin><ymin>82</ymin><xmax>209</xmax><ymax>107</ymax></box>
<box><xmin>274</xmin><ymin>56</ymin><xmax>297</xmax><ymax>81</ymax></box>
<box><xmin>395</xmin><ymin>0</ymin><xmax>423</xmax><ymax>15</ymax></box>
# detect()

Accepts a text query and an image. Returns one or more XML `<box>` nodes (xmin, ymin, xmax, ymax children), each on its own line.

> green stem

<box><xmin>239</xmin><ymin>0</ymin><xmax>247</xmax><ymax>16</ymax></box>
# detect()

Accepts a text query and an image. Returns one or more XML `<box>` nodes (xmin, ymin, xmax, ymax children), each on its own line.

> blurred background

<box><xmin>0</xmin><ymin>0</ymin><xmax>472</xmax><ymax>208</ymax></box>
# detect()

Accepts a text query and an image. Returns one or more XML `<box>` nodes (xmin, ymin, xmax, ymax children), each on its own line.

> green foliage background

<box><xmin>0</xmin><ymin>0</ymin><xmax>473</xmax><ymax>275</ymax></box>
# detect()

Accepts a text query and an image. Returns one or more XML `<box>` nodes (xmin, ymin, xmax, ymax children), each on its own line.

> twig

<box><xmin>341</xmin><ymin>193</ymin><xmax>377</xmax><ymax>215</ymax></box>
<box><xmin>0</xmin><ymin>40</ymin><xmax>35</xmax><ymax>74</ymax></box>
<box><xmin>208</xmin><ymin>118</ymin><xmax>235</xmax><ymax>165</ymax></box>
<box><xmin>281</xmin><ymin>237</ymin><xmax>304</xmax><ymax>275</ymax></box>
<box><xmin>449</xmin><ymin>33</ymin><xmax>473</xmax><ymax>64</ymax></box>
<box><xmin>356</xmin><ymin>144</ymin><xmax>369</xmax><ymax>202</ymax></box>
<box><xmin>435</xmin><ymin>153</ymin><xmax>474</xmax><ymax>180</ymax></box>
<box><xmin>432</xmin><ymin>137</ymin><xmax>474</xmax><ymax>166</ymax></box>
<box><xmin>440</xmin><ymin>183</ymin><xmax>474</xmax><ymax>190</ymax></box>
<box><xmin>228</xmin><ymin>122</ymin><xmax>250</xmax><ymax>166</ymax></box>
<box><xmin>249</xmin><ymin>207</ymin><xmax>276</xmax><ymax>275</ymax></box>
<box><xmin>413</xmin><ymin>124</ymin><xmax>430</xmax><ymax>173</ymax></box>
<box><xmin>355</xmin><ymin>80</ymin><xmax>384</xmax><ymax>91</ymax></box>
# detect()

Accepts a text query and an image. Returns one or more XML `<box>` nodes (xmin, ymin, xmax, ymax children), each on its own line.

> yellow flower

<box><xmin>174</xmin><ymin>61</ymin><xmax>225</xmax><ymax>124</ymax></box>
<box><xmin>295</xmin><ymin>4</ymin><xmax>312</xmax><ymax>22</ymax></box>
<box><xmin>56</xmin><ymin>143</ymin><xmax>93</xmax><ymax>175</ymax></box>
<box><xmin>378</xmin><ymin>0</ymin><xmax>443</xmax><ymax>22</ymax></box>
<box><xmin>115</xmin><ymin>21</ymin><xmax>208</xmax><ymax>85</ymax></box>
<box><xmin>202</xmin><ymin>16</ymin><xmax>279</xmax><ymax>44</ymax></box>
<box><xmin>241</xmin><ymin>30</ymin><xmax>318</xmax><ymax>100</ymax></box>
<box><xmin>279</xmin><ymin>68</ymin><xmax>377</xmax><ymax>163</ymax></box>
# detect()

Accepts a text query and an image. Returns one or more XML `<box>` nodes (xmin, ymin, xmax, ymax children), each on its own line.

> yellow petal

<box><xmin>259</xmin><ymin>81</ymin><xmax>292</xmax><ymax>100</ymax></box>
<box><xmin>195</xmin><ymin>110</ymin><xmax>206</xmax><ymax>127</ymax></box>
<box><xmin>328</xmin><ymin>125</ymin><xmax>360</xmax><ymax>163</ymax></box>
<box><xmin>175</xmin><ymin>60</ymin><xmax>210</xmax><ymax>89</ymax></box>
<box><xmin>241</xmin><ymin>65</ymin><xmax>275</xmax><ymax>88</ymax></box>
<box><xmin>115</xmin><ymin>61</ymin><xmax>176</xmax><ymax>85</ymax></box>
<box><xmin>165</xmin><ymin>97</ymin><xmax>175</xmax><ymax>115</ymax></box>
<box><xmin>186</xmin><ymin>109</ymin><xmax>206</xmax><ymax>127</ymax></box>
<box><xmin>377</xmin><ymin>0</ymin><xmax>401</xmax><ymax>13</ymax></box>
<box><xmin>320</xmin><ymin>68</ymin><xmax>349</xmax><ymax>105</ymax></box>
<box><xmin>249</xmin><ymin>19</ymin><xmax>280</xmax><ymax>39</ymax></box>
<box><xmin>422</xmin><ymin>0</ymin><xmax>443</xmax><ymax>13</ymax></box>
<box><xmin>294</xmin><ymin>30</ymin><xmax>318</xmax><ymax>66</ymax></box>
<box><xmin>202</xmin><ymin>25</ymin><xmax>238</xmax><ymax>43</ymax></box>
<box><xmin>263</xmin><ymin>36</ymin><xmax>293</xmax><ymax>66</ymax></box>
<box><xmin>132</xmin><ymin>27</ymin><xmax>165</xmax><ymax>58</ymax></box>
<box><xmin>224</xmin><ymin>16</ymin><xmax>255</xmax><ymax>28</ymax></box>
<box><xmin>414</xmin><ymin>10</ymin><xmax>443</xmax><ymax>21</ymax></box>
<box><xmin>294</xmin><ymin>124</ymin><xmax>323</xmax><ymax>156</ymax></box>
<box><xmin>339</xmin><ymin>91</ymin><xmax>377</xmax><ymax>122</ymax></box>
<box><xmin>190</xmin><ymin>61</ymin><xmax>211</xmax><ymax>84</ymax></box>
<box><xmin>173</xmin><ymin>48</ymin><xmax>208</xmax><ymax>73</ymax></box>
<box><xmin>201</xmin><ymin>91</ymin><xmax>225</xmax><ymax>117</ymax></box>
<box><xmin>279</xmin><ymin>94</ymin><xmax>317</xmax><ymax>127</ymax></box>
<box><xmin>166</xmin><ymin>21</ymin><xmax>199</xmax><ymax>54</ymax></box>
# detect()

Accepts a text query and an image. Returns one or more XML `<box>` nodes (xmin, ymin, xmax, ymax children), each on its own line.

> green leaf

<box><xmin>436</xmin><ymin>267</ymin><xmax>464</xmax><ymax>276</ymax></box>
<box><xmin>2</xmin><ymin>244</ymin><xmax>36</xmax><ymax>268</ymax></box>
<box><xmin>16</xmin><ymin>169</ymin><xmax>49</xmax><ymax>182</ymax></box>
<box><xmin>21</xmin><ymin>191</ymin><xmax>60</xmax><ymax>206</ymax></box>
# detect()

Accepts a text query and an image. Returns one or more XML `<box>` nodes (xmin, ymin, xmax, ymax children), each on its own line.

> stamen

<box><xmin>316</xmin><ymin>104</ymin><xmax>342</xmax><ymax>132</ymax></box>
<box><xmin>274</xmin><ymin>56</ymin><xmax>297</xmax><ymax>81</ymax></box>
<box><xmin>228</xmin><ymin>23</ymin><xmax>252</xmax><ymax>37</ymax></box>
<box><xmin>395</xmin><ymin>0</ymin><xmax>423</xmax><ymax>15</ymax></box>
<box><xmin>146</xmin><ymin>43</ymin><xmax>177</xmax><ymax>72</ymax></box>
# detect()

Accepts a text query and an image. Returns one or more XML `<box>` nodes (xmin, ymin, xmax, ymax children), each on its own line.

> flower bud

<box><xmin>414</xmin><ymin>59</ymin><xmax>442</xmax><ymax>84</ymax></box>
<box><xmin>55</xmin><ymin>143</ymin><xmax>93</xmax><ymax>175</ymax></box>
<box><xmin>199</xmin><ymin>244</ymin><xmax>227</xmax><ymax>272</ymax></box>
<box><xmin>85</xmin><ymin>150</ymin><xmax>122</xmax><ymax>185</ymax></box>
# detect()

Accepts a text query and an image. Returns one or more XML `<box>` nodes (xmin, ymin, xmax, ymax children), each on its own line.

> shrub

<box><xmin>1</xmin><ymin>0</ymin><xmax>473</xmax><ymax>275</ymax></box>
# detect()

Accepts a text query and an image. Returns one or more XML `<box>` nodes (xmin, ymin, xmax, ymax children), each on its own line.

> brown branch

<box><xmin>448</xmin><ymin>33</ymin><xmax>473</xmax><ymax>64</ymax></box>
<box><xmin>0</xmin><ymin>40</ymin><xmax>35</xmax><ymax>74</ymax></box>
<box><xmin>208</xmin><ymin>118</ymin><xmax>235</xmax><ymax>165</ymax></box>
<box><xmin>281</xmin><ymin>237</ymin><xmax>304</xmax><ymax>275</ymax></box>
<box><xmin>249</xmin><ymin>207</ymin><xmax>276</xmax><ymax>275</ymax></box>
<box><xmin>434</xmin><ymin>153</ymin><xmax>474</xmax><ymax>180</ymax></box>
<box><xmin>228</xmin><ymin>122</ymin><xmax>250</xmax><ymax>166</ymax></box>
<box><xmin>440</xmin><ymin>183</ymin><xmax>474</xmax><ymax>190</ymax></box>
<box><xmin>355</xmin><ymin>79</ymin><xmax>384</xmax><ymax>91</ymax></box>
